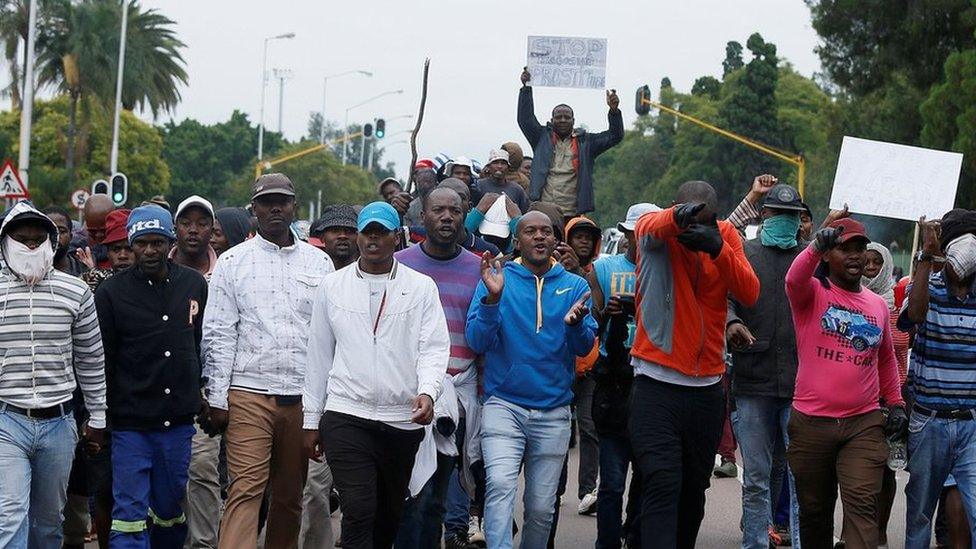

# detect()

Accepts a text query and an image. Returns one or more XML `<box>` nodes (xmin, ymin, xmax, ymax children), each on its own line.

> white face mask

<box><xmin>2</xmin><ymin>235</ymin><xmax>54</xmax><ymax>285</ymax></box>
<box><xmin>946</xmin><ymin>233</ymin><xmax>976</xmax><ymax>280</ymax></box>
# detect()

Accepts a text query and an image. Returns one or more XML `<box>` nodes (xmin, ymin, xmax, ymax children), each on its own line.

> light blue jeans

<box><xmin>731</xmin><ymin>395</ymin><xmax>802</xmax><ymax>549</ymax></box>
<box><xmin>0</xmin><ymin>407</ymin><xmax>78</xmax><ymax>549</ymax></box>
<box><xmin>905</xmin><ymin>409</ymin><xmax>976</xmax><ymax>549</ymax></box>
<box><xmin>481</xmin><ymin>396</ymin><xmax>570</xmax><ymax>549</ymax></box>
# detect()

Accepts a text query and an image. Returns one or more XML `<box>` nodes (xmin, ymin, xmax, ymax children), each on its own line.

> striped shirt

<box><xmin>0</xmin><ymin>268</ymin><xmax>107</xmax><ymax>427</ymax></box>
<box><xmin>902</xmin><ymin>271</ymin><xmax>976</xmax><ymax>410</ymax></box>
<box><xmin>395</xmin><ymin>245</ymin><xmax>481</xmax><ymax>375</ymax></box>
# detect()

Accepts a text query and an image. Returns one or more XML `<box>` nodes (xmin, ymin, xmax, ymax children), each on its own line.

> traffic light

<box><xmin>636</xmin><ymin>85</ymin><xmax>651</xmax><ymax>116</ymax></box>
<box><xmin>92</xmin><ymin>179</ymin><xmax>109</xmax><ymax>195</ymax></box>
<box><xmin>110</xmin><ymin>172</ymin><xmax>128</xmax><ymax>206</ymax></box>
<box><xmin>363</xmin><ymin>123</ymin><xmax>373</xmax><ymax>138</ymax></box>
<box><xmin>375</xmin><ymin>118</ymin><xmax>386</xmax><ymax>138</ymax></box>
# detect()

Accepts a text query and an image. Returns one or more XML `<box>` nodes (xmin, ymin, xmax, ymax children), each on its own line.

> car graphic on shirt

<box><xmin>820</xmin><ymin>305</ymin><xmax>882</xmax><ymax>352</ymax></box>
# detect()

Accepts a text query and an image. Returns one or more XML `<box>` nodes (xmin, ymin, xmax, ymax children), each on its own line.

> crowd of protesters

<box><xmin>0</xmin><ymin>66</ymin><xmax>973</xmax><ymax>549</ymax></box>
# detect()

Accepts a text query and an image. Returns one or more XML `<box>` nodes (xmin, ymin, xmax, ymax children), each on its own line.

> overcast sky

<box><xmin>12</xmin><ymin>0</ymin><xmax>825</xmax><ymax>181</ymax></box>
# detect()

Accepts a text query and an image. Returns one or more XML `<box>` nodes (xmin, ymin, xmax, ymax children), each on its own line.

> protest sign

<box><xmin>828</xmin><ymin>136</ymin><xmax>962</xmax><ymax>221</ymax></box>
<box><xmin>526</xmin><ymin>36</ymin><xmax>607</xmax><ymax>89</ymax></box>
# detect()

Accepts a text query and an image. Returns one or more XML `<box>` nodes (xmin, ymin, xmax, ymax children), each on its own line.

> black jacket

<box><xmin>592</xmin><ymin>311</ymin><xmax>635</xmax><ymax>437</ymax></box>
<box><xmin>517</xmin><ymin>86</ymin><xmax>623</xmax><ymax>214</ymax></box>
<box><xmin>95</xmin><ymin>262</ymin><xmax>208</xmax><ymax>430</ymax></box>
<box><xmin>728</xmin><ymin>239</ymin><xmax>803</xmax><ymax>398</ymax></box>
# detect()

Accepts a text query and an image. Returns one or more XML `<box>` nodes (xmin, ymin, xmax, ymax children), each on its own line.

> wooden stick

<box><xmin>909</xmin><ymin>222</ymin><xmax>920</xmax><ymax>278</ymax></box>
<box><xmin>407</xmin><ymin>58</ymin><xmax>430</xmax><ymax>194</ymax></box>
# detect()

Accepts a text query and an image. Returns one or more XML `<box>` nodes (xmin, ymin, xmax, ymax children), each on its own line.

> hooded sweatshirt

<box><xmin>565</xmin><ymin>216</ymin><xmax>602</xmax><ymax>272</ymax></box>
<box><xmin>466</xmin><ymin>259</ymin><xmax>597</xmax><ymax>409</ymax></box>
<box><xmin>502</xmin><ymin>141</ymin><xmax>531</xmax><ymax>192</ymax></box>
<box><xmin>215</xmin><ymin>207</ymin><xmax>252</xmax><ymax>250</ymax></box>
<box><xmin>0</xmin><ymin>201</ymin><xmax>107</xmax><ymax>426</ymax></box>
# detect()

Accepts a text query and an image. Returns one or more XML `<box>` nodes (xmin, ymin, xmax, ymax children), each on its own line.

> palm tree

<box><xmin>0</xmin><ymin>0</ymin><xmax>62</xmax><ymax>110</ymax></box>
<box><xmin>37</xmin><ymin>0</ymin><xmax>187</xmax><ymax>184</ymax></box>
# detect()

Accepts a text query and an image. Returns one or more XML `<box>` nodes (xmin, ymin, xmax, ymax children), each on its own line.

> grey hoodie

<box><xmin>0</xmin><ymin>201</ymin><xmax>107</xmax><ymax>426</ymax></box>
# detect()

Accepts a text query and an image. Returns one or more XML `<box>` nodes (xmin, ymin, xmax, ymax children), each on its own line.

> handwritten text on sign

<box><xmin>527</xmin><ymin>36</ymin><xmax>607</xmax><ymax>89</ymax></box>
<box><xmin>828</xmin><ymin>136</ymin><xmax>962</xmax><ymax>222</ymax></box>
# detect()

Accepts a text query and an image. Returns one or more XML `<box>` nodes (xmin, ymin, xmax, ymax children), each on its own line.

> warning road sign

<box><xmin>0</xmin><ymin>160</ymin><xmax>29</xmax><ymax>199</ymax></box>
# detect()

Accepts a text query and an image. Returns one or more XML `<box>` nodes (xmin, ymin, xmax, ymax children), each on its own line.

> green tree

<box><xmin>0</xmin><ymin>97</ymin><xmax>169</xmax><ymax>207</ymax></box>
<box><xmin>37</xmin><ymin>0</ymin><xmax>187</xmax><ymax>186</ymax></box>
<box><xmin>722</xmin><ymin>41</ymin><xmax>743</xmax><ymax>77</ymax></box>
<box><xmin>223</xmin><ymin>139</ymin><xmax>379</xmax><ymax>215</ymax></box>
<box><xmin>921</xmin><ymin>48</ymin><xmax>976</xmax><ymax>209</ymax></box>
<box><xmin>160</xmin><ymin>110</ymin><xmax>283</xmax><ymax>206</ymax></box>
<box><xmin>805</xmin><ymin>0</ymin><xmax>976</xmax><ymax>95</ymax></box>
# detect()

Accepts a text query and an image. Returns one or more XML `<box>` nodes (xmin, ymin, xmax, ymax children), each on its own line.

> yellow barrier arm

<box><xmin>253</xmin><ymin>131</ymin><xmax>365</xmax><ymax>179</ymax></box>
<box><xmin>639</xmin><ymin>97</ymin><xmax>806</xmax><ymax>197</ymax></box>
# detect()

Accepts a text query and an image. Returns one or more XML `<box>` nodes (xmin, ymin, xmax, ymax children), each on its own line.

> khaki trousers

<box><xmin>218</xmin><ymin>390</ymin><xmax>307</xmax><ymax>549</ymax></box>
<box><xmin>787</xmin><ymin>408</ymin><xmax>887</xmax><ymax>549</ymax></box>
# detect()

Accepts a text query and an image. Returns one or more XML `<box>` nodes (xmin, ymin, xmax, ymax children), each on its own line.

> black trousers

<box><xmin>629</xmin><ymin>375</ymin><xmax>724</xmax><ymax>549</ymax></box>
<box><xmin>322</xmin><ymin>411</ymin><xmax>424</xmax><ymax>549</ymax></box>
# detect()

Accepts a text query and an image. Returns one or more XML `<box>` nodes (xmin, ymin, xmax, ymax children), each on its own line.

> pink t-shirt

<box><xmin>785</xmin><ymin>246</ymin><xmax>904</xmax><ymax>418</ymax></box>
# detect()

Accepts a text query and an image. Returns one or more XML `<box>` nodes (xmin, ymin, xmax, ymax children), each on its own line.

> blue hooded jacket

<box><xmin>466</xmin><ymin>259</ymin><xmax>596</xmax><ymax>409</ymax></box>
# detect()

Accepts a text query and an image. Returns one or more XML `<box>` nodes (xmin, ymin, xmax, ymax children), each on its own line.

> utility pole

<box><xmin>109</xmin><ymin>0</ymin><xmax>128</xmax><ymax>174</ymax></box>
<box><xmin>257</xmin><ymin>32</ymin><xmax>295</xmax><ymax>161</ymax></box>
<box><xmin>273</xmin><ymin>69</ymin><xmax>292</xmax><ymax>134</ymax></box>
<box><xmin>16</xmin><ymin>0</ymin><xmax>38</xmax><ymax>190</ymax></box>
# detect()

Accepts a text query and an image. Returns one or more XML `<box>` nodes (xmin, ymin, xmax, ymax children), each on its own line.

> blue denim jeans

<box><xmin>110</xmin><ymin>425</ymin><xmax>194</xmax><ymax>549</ymax></box>
<box><xmin>395</xmin><ymin>452</ymin><xmax>455</xmax><ymax>548</ymax></box>
<box><xmin>731</xmin><ymin>395</ymin><xmax>802</xmax><ymax>549</ymax></box>
<box><xmin>0</xmin><ymin>407</ymin><xmax>78</xmax><ymax>549</ymax></box>
<box><xmin>596</xmin><ymin>434</ymin><xmax>641</xmax><ymax>549</ymax></box>
<box><xmin>905</xmin><ymin>410</ymin><xmax>976</xmax><ymax>549</ymax></box>
<box><xmin>481</xmin><ymin>396</ymin><xmax>570</xmax><ymax>549</ymax></box>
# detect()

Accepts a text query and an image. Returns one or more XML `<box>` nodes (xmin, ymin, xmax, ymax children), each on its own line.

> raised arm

<box><xmin>517</xmin><ymin>68</ymin><xmax>544</xmax><ymax>146</ymax></box>
<box><xmin>906</xmin><ymin>217</ymin><xmax>941</xmax><ymax>324</ymax></box>
<box><xmin>589</xmin><ymin>89</ymin><xmax>624</xmax><ymax>156</ymax></box>
<box><xmin>202</xmin><ymin>261</ymin><xmax>239</xmax><ymax>411</ymax></box>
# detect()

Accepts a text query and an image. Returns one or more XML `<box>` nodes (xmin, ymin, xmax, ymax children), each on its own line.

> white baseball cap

<box><xmin>479</xmin><ymin>195</ymin><xmax>511</xmax><ymax>238</ymax></box>
<box><xmin>444</xmin><ymin>156</ymin><xmax>474</xmax><ymax>176</ymax></box>
<box><xmin>487</xmin><ymin>149</ymin><xmax>510</xmax><ymax>165</ymax></box>
<box><xmin>617</xmin><ymin>203</ymin><xmax>661</xmax><ymax>232</ymax></box>
<box><xmin>175</xmin><ymin>195</ymin><xmax>215</xmax><ymax>221</ymax></box>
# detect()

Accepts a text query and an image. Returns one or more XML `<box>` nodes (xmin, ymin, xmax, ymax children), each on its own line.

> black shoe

<box><xmin>444</xmin><ymin>532</ymin><xmax>469</xmax><ymax>549</ymax></box>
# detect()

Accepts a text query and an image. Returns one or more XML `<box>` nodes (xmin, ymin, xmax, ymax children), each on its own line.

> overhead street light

<box><xmin>257</xmin><ymin>31</ymin><xmax>295</xmax><ymax>161</ymax></box>
<box><xmin>342</xmin><ymin>89</ymin><xmax>403</xmax><ymax>164</ymax></box>
<box><xmin>320</xmin><ymin>69</ymin><xmax>372</xmax><ymax>144</ymax></box>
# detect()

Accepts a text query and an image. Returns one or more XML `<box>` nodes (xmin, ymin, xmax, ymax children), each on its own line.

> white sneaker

<box><xmin>468</xmin><ymin>516</ymin><xmax>486</xmax><ymax>547</ymax></box>
<box><xmin>578</xmin><ymin>488</ymin><xmax>598</xmax><ymax>515</ymax></box>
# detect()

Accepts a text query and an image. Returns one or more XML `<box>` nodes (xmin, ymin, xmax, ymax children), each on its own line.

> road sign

<box><xmin>0</xmin><ymin>159</ymin><xmax>29</xmax><ymax>199</ymax></box>
<box><xmin>71</xmin><ymin>189</ymin><xmax>91</xmax><ymax>210</ymax></box>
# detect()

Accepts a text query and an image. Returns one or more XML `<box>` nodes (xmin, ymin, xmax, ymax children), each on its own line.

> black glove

<box><xmin>884</xmin><ymin>405</ymin><xmax>908</xmax><ymax>442</ymax></box>
<box><xmin>813</xmin><ymin>225</ymin><xmax>845</xmax><ymax>253</ymax></box>
<box><xmin>674</xmin><ymin>202</ymin><xmax>706</xmax><ymax>229</ymax></box>
<box><xmin>677</xmin><ymin>215</ymin><xmax>724</xmax><ymax>259</ymax></box>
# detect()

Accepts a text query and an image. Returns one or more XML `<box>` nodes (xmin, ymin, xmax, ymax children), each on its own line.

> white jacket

<box><xmin>302</xmin><ymin>260</ymin><xmax>450</xmax><ymax>429</ymax></box>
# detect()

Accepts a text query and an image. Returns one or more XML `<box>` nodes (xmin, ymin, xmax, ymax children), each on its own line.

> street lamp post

<box><xmin>342</xmin><ymin>89</ymin><xmax>403</xmax><ymax>165</ymax></box>
<box><xmin>16</xmin><ymin>0</ymin><xmax>38</xmax><ymax>192</ymax></box>
<box><xmin>320</xmin><ymin>70</ymin><xmax>372</xmax><ymax>144</ymax></box>
<box><xmin>109</xmin><ymin>0</ymin><xmax>128</xmax><ymax>175</ymax></box>
<box><xmin>257</xmin><ymin>32</ymin><xmax>295</xmax><ymax>161</ymax></box>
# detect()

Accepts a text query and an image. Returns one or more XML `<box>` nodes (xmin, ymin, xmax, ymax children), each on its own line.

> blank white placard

<box><xmin>829</xmin><ymin>136</ymin><xmax>962</xmax><ymax>221</ymax></box>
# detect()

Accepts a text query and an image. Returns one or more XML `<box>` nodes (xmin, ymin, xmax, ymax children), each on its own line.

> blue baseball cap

<box><xmin>357</xmin><ymin>201</ymin><xmax>400</xmax><ymax>232</ymax></box>
<box><xmin>127</xmin><ymin>205</ymin><xmax>175</xmax><ymax>245</ymax></box>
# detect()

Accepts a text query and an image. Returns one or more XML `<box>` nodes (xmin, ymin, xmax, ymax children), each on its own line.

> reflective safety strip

<box><xmin>111</xmin><ymin>519</ymin><xmax>147</xmax><ymax>533</ymax></box>
<box><xmin>148</xmin><ymin>508</ymin><xmax>186</xmax><ymax>528</ymax></box>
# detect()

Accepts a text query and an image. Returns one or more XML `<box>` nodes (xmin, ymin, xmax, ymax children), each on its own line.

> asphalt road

<box><xmin>84</xmin><ymin>447</ymin><xmax>912</xmax><ymax>548</ymax></box>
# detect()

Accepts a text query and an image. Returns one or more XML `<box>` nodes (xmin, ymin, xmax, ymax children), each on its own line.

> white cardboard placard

<box><xmin>526</xmin><ymin>36</ymin><xmax>607</xmax><ymax>89</ymax></box>
<box><xmin>829</xmin><ymin>136</ymin><xmax>962</xmax><ymax>221</ymax></box>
